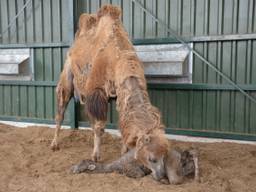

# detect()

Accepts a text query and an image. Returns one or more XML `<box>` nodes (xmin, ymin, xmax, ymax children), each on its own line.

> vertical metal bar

<box><xmin>190</xmin><ymin>0</ymin><xmax>195</xmax><ymax>36</ymax></box>
<box><xmin>248</xmin><ymin>0</ymin><xmax>253</xmax><ymax>33</ymax></box>
<box><xmin>0</xmin><ymin>1</ymin><xmax>2</xmax><ymax>43</ymax></box>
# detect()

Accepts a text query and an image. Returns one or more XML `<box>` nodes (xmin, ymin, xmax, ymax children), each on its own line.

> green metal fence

<box><xmin>0</xmin><ymin>0</ymin><xmax>256</xmax><ymax>141</ymax></box>
<box><xmin>0</xmin><ymin>0</ymin><xmax>73</xmax><ymax>124</ymax></box>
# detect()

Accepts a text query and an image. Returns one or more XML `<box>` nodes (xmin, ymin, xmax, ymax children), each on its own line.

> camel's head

<box><xmin>76</xmin><ymin>14</ymin><xmax>97</xmax><ymax>38</ymax></box>
<box><xmin>135</xmin><ymin>134</ymin><xmax>169</xmax><ymax>181</ymax></box>
<box><xmin>97</xmin><ymin>4</ymin><xmax>121</xmax><ymax>20</ymax></box>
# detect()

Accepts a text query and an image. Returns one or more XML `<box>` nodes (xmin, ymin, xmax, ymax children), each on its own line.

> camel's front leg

<box><xmin>51</xmin><ymin>102</ymin><xmax>70</xmax><ymax>150</ymax></box>
<box><xmin>51</xmin><ymin>84</ymin><xmax>72</xmax><ymax>151</ymax></box>
<box><xmin>91</xmin><ymin>120</ymin><xmax>106</xmax><ymax>161</ymax></box>
<box><xmin>51</xmin><ymin>61</ymin><xmax>73</xmax><ymax>150</ymax></box>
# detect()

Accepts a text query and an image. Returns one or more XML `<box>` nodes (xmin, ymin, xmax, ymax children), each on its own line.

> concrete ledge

<box><xmin>1</xmin><ymin>120</ymin><xmax>255</xmax><ymax>146</ymax></box>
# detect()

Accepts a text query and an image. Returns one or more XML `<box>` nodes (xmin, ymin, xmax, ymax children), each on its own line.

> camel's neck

<box><xmin>116</xmin><ymin>77</ymin><xmax>163</xmax><ymax>136</ymax></box>
<box><xmin>116</xmin><ymin>77</ymin><xmax>150</xmax><ymax>115</ymax></box>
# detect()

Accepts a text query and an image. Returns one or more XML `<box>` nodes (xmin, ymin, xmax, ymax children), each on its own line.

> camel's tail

<box><xmin>85</xmin><ymin>88</ymin><xmax>108</xmax><ymax>121</ymax></box>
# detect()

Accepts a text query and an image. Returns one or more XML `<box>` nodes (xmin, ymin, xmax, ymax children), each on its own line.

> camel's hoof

<box><xmin>50</xmin><ymin>142</ymin><xmax>60</xmax><ymax>151</ymax></box>
<box><xmin>71</xmin><ymin>165</ymin><xmax>81</xmax><ymax>174</ymax></box>
<box><xmin>160</xmin><ymin>178</ymin><xmax>169</xmax><ymax>185</ymax></box>
<box><xmin>86</xmin><ymin>164</ymin><xmax>96</xmax><ymax>171</ymax></box>
<box><xmin>195</xmin><ymin>176</ymin><xmax>201</xmax><ymax>183</ymax></box>
<box><xmin>70</xmin><ymin>160</ymin><xmax>96</xmax><ymax>174</ymax></box>
<box><xmin>91</xmin><ymin>154</ymin><xmax>100</xmax><ymax>162</ymax></box>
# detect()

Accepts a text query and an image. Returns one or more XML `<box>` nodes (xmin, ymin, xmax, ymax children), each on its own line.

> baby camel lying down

<box><xmin>71</xmin><ymin>147</ymin><xmax>199</xmax><ymax>185</ymax></box>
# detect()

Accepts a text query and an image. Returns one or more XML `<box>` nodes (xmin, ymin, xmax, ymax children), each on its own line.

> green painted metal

<box><xmin>0</xmin><ymin>0</ymin><xmax>73</xmax><ymax>44</ymax></box>
<box><xmin>0</xmin><ymin>42</ymin><xmax>70</xmax><ymax>48</ymax></box>
<box><xmin>74</xmin><ymin>0</ymin><xmax>256</xmax><ymax>39</ymax></box>
<box><xmin>147</xmin><ymin>84</ymin><xmax>256</xmax><ymax>91</ymax></box>
<box><xmin>0</xmin><ymin>0</ymin><xmax>73</xmax><ymax>125</ymax></box>
<box><xmin>0</xmin><ymin>84</ymin><xmax>74</xmax><ymax>124</ymax></box>
<box><xmin>0</xmin><ymin>81</ymin><xmax>56</xmax><ymax>86</ymax></box>
<box><xmin>78</xmin><ymin>86</ymin><xmax>256</xmax><ymax>136</ymax></box>
<box><xmin>1</xmin><ymin>81</ymin><xmax>256</xmax><ymax>91</ymax></box>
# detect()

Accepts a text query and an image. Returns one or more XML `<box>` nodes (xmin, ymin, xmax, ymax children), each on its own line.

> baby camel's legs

<box><xmin>91</xmin><ymin>120</ymin><xmax>106</xmax><ymax>161</ymax></box>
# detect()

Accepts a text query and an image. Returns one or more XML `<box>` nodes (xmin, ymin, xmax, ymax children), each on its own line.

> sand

<box><xmin>0</xmin><ymin>123</ymin><xmax>255</xmax><ymax>192</ymax></box>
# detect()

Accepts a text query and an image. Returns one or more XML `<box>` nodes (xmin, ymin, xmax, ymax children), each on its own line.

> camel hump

<box><xmin>97</xmin><ymin>5</ymin><xmax>121</xmax><ymax>19</ymax></box>
<box><xmin>78</xmin><ymin>14</ymin><xmax>97</xmax><ymax>30</ymax></box>
<box><xmin>86</xmin><ymin>88</ymin><xmax>108</xmax><ymax>121</ymax></box>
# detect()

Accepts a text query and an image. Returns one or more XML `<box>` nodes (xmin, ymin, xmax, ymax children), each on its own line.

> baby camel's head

<box><xmin>135</xmin><ymin>134</ymin><xmax>169</xmax><ymax>181</ymax></box>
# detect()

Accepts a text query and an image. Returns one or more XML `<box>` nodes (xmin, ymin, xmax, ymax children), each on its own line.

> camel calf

<box><xmin>71</xmin><ymin>148</ymin><xmax>199</xmax><ymax>185</ymax></box>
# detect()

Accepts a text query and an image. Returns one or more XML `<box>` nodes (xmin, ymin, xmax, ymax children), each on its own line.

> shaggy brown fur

<box><xmin>85</xmin><ymin>88</ymin><xmax>108</xmax><ymax>121</ymax></box>
<box><xmin>51</xmin><ymin>5</ymin><xmax>170</xmax><ymax>175</ymax></box>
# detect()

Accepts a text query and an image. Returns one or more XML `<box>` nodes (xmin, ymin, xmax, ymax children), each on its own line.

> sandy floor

<box><xmin>0</xmin><ymin>123</ymin><xmax>256</xmax><ymax>192</ymax></box>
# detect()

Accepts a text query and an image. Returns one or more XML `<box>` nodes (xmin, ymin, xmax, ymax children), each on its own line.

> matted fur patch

<box><xmin>85</xmin><ymin>88</ymin><xmax>108</xmax><ymax>121</ymax></box>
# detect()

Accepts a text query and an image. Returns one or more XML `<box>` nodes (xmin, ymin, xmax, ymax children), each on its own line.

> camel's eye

<box><xmin>148</xmin><ymin>157</ymin><xmax>157</xmax><ymax>163</ymax></box>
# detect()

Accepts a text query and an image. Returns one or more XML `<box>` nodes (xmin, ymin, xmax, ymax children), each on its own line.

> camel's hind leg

<box><xmin>91</xmin><ymin>120</ymin><xmax>106</xmax><ymax>161</ymax></box>
<box><xmin>51</xmin><ymin>61</ymin><xmax>73</xmax><ymax>151</ymax></box>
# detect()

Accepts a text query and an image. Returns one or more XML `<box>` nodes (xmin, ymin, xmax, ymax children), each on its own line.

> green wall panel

<box><xmin>79</xmin><ymin>88</ymin><xmax>255</xmax><ymax>136</ymax></box>
<box><xmin>0</xmin><ymin>84</ymin><xmax>71</xmax><ymax>123</ymax></box>
<box><xmin>74</xmin><ymin>0</ymin><xmax>256</xmax><ymax>38</ymax></box>
<box><xmin>0</xmin><ymin>0</ymin><xmax>73</xmax><ymax>44</ymax></box>
<box><xmin>193</xmin><ymin>40</ymin><xmax>256</xmax><ymax>85</ymax></box>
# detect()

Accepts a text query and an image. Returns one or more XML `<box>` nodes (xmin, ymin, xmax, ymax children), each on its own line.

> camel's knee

<box><xmin>93</xmin><ymin>121</ymin><xmax>106</xmax><ymax>136</ymax></box>
<box><xmin>55</xmin><ymin>84</ymin><xmax>72</xmax><ymax>124</ymax></box>
<box><xmin>56</xmin><ymin>64</ymin><xmax>73</xmax><ymax>108</ymax></box>
<box><xmin>55</xmin><ymin>113</ymin><xmax>64</xmax><ymax>124</ymax></box>
<box><xmin>56</xmin><ymin>84</ymin><xmax>72</xmax><ymax>107</ymax></box>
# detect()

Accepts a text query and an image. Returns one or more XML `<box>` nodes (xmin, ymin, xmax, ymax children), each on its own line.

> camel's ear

<box><xmin>97</xmin><ymin>5</ymin><xmax>121</xmax><ymax>20</ymax></box>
